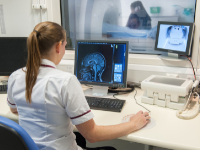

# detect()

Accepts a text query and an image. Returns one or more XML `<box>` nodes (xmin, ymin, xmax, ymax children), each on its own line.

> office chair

<box><xmin>0</xmin><ymin>116</ymin><xmax>39</xmax><ymax>150</ymax></box>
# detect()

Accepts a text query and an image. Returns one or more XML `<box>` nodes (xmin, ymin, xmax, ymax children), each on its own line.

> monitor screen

<box><xmin>155</xmin><ymin>21</ymin><xmax>194</xmax><ymax>56</ymax></box>
<box><xmin>74</xmin><ymin>40</ymin><xmax>129</xmax><ymax>88</ymax></box>
<box><xmin>0</xmin><ymin>37</ymin><xmax>28</xmax><ymax>76</ymax></box>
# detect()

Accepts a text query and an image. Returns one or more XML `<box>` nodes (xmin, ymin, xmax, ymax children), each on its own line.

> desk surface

<box><xmin>0</xmin><ymin>87</ymin><xmax>200</xmax><ymax>150</ymax></box>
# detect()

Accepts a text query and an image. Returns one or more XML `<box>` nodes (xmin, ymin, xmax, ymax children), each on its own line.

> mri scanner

<box><xmin>77</xmin><ymin>0</ymin><xmax>122</xmax><ymax>39</ymax></box>
<box><xmin>76</xmin><ymin>0</ymin><xmax>178</xmax><ymax>53</ymax></box>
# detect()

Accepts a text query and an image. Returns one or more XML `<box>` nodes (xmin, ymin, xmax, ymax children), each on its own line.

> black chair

<box><xmin>75</xmin><ymin>132</ymin><xmax>117</xmax><ymax>150</ymax></box>
<box><xmin>0</xmin><ymin>116</ymin><xmax>39</xmax><ymax>150</ymax></box>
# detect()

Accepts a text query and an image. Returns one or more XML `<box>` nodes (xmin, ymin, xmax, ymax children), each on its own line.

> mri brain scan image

<box><xmin>79</xmin><ymin>52</ymin><xmax>106</xmax><ymax>82</ymax></box>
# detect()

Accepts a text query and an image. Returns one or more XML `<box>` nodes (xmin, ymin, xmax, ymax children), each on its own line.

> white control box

<box><xmin>141</xmin><ymin>75</ymin><xmax>193</xmax><ymax>110</ymax></box>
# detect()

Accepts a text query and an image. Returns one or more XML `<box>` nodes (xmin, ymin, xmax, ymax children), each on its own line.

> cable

<box><xmin>113</xmin><ymin>88</ymin><xmax>151</xmax><ymax>113</ymax></box>
<box><xmin>181</xmin><ymin>55</ymin><xmax>196</xmax><ymax>80</ymax></box>
<box><xmin>84</xmin><ymin>84</ymin><xmax>93</xmax><ymax>89</ymax></box>
<box><xmin>127</xmin><ymin>81</ymin><xmax>141</xmax><ymax>89</ymax></box>
<box><xmin>133</xmin><ymin>89</ymin><xmax>151</xmax><ymax>113</ymax></box>
<box><xmin>84</xmin><ymin>84</ymin><xmax>93</xmax><ymax>87</ymax></box>
<box><xmin>134</xmin><ymin>84</ymin><xmax>141</xmax><ymax>89</ymax></box>
<box><xmin>113</xmin><ymin>92</ymin><xmax>128</xmax><ymax>100</ymax></box>
<box><xmin>113</xmin><ymin>93</ymin><xmax>120</xmax><ymax>99</ymax></box>
<box><xmin>112</xmin><ymin>88</ymin><xmax>134</xmax><ymax>99</ymax></box>
<box><xmin>196</xmin><ymin>38</ymin><xmax>200</xmax><ymax>72</ymax></box>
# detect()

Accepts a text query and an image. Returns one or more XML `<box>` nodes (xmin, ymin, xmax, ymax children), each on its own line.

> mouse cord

<box><xmin>196</xmin><ymin>41</ymin><xmax>200</xmax><ymax>72</ymax></box>
<box><xmin>113</xmin><ymin>93</ymin><xmax>120</xmax><ymax>99</ymax></box>
<box><xmin>113</xmin><ymin>88</ymin><xmax>134</xmax><ymax>99</ymax></box>
<box><xmin>134</xmin><ymin>89</ymin><xmax>151</xmax><ymax>113</ymax></box>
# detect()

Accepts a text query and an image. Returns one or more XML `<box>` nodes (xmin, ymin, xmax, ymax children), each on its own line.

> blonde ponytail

<box><xmin>25</xmin><ymin>31</ymin><xmax>41</xmax><ymax>104</ymax></box>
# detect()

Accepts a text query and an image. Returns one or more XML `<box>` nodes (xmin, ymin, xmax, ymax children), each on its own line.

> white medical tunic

<box><xmin>7</xmin><ymin>59</ymin><xmax>94</xmax><ymax>150</ymax></box>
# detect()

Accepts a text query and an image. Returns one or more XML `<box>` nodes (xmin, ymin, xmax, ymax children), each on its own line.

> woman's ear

<box><xmin>56</xmin><ymin>42</ymin><xmax>62</xmax><ymax>54</ymax></box>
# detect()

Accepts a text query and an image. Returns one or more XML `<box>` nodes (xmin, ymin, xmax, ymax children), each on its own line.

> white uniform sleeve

<box><xmin>62</xmin><ymin>75</ymin><xmax>94</xmax><ymax>125</ymax></box>
<box><xmin>7</xmin><ymin>74</ymin><xmax>17</xmax><ymax>108</ymax></box>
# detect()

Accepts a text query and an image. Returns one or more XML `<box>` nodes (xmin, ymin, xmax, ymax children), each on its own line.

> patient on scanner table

<box><xmin>126</xmin><ymin>14</ymin><xmax>140</xmax><ymax>29</ymax></box>
<box><xmin>102</xmin><ymin>1</ymin><xmax>155</xmax><ymax>39</ymax></box>
<box><xmin>102</xmin><ymin>22</ymin><xmax>157</xmax><ymax>39</ymax></box>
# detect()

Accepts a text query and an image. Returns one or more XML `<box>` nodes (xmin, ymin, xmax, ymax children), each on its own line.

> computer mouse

<box><xmin>121</xmin><ymin>115</ymin><xmax>156</xmax><ymax>130</ymax></box>
<box><xmin>142</xmin><ymin>118</ymin><xmax>156</xmax><ymax>130</ymax></box>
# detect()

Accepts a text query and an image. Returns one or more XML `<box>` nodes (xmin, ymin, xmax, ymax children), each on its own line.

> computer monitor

<box><xmin>0</xmin><ymin>37</ymin><xmax>28</xmax><ymax>76</ymax></box>
<box><xmin>155</xmin><ymin>21</ymin><xmax>194</xmax><ymax>59</ymax></box>
<box><xmin>74</xmin><ymin>40</ymin><xmax>129</xmax><ymax>96</ymax></box>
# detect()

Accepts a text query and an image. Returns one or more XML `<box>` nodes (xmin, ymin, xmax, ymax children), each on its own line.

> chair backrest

<box><xmin>0</xmin><ymin>116</ymin><xmax>39</xmax><ymax>150</ymax></box>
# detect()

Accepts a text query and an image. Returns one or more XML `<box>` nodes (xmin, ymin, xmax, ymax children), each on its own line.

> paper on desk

<box><xmin>0</xmin><ymin>5</ymin><xmax>6</xmax><ymax>34</ymax></box>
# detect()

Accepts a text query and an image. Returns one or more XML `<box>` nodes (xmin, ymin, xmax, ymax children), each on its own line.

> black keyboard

<box><xmin>85</xmin><ymin>96</ymin><xmax>125</xmax><ymax>112</ymax></box>
<box><xmin>0</xmin><ymin>84</ymin><xmax>7</xmax><ymax>94</ymax></box>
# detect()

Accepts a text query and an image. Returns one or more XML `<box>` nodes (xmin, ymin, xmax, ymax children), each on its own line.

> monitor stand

<box><xmin>159</xmin><ymin>52</ymin><xmax>187</xmax><ymax>61</ymax></box>
<box><xmin>84</xmin><ymin>85</ymin><xmax>114</xmax><ymax>98</ymax></box>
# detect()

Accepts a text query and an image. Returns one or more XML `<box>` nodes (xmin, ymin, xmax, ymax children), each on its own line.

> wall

<box><xmin>0</xmin><ymin>0</ymin><xmax>61</xmax><ymax>37</ymax></box>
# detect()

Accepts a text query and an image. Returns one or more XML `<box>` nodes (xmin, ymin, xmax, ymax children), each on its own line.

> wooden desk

<box><xmin>0</xmin><ymin>88</ymin><xmax>200</xmax><ymax>150</ymax></box>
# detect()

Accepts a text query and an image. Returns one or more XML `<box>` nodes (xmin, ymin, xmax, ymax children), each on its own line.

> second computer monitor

<box><xmin>0</xmin><ymin>37</ymin><xmax>28</xmax><ymax>76</ymax></box>
<box><xmin>155</xmin><ymin>21</ymin><xmax>194</xmax><ymax>57</ymax></box>
<box><xmin>74</xmin><ymin>40</ymin><xmax>129</xmax><ymax>88</ymax></box>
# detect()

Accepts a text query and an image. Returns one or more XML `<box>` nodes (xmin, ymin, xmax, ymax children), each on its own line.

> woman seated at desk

<box><xmin>7</xmin><ymin>21</ymin><xmax>150</xmax><ymax>150</ymax></box>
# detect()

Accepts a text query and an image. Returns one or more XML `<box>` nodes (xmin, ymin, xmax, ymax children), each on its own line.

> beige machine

<box><xmin>141</xmin><ymin>75</ymin><xmax>194</xmax><ymax>110</ymax></box>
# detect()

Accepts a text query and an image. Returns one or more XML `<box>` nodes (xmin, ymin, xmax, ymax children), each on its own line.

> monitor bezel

<box><xmin>74</xmin><ymin>40</ymin><xmax>129</xmax><ymax>88</ymax></box>
<box><xmin>154</xmin><ymin>21</ymin><xmax>194</xmax><ymax>56</ymax></box>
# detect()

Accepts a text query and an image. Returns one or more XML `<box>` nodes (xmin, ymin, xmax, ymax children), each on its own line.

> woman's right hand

<box><xmin>130</xmin><ymin>111</ymin><xmax>150</xmax><ymax>131</ymax></box>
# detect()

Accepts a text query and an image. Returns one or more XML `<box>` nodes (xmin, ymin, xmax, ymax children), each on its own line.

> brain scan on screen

<box><xmin>79</xmin><ymin>53</ymin><xmax>106</xmax><ymax>82</ymax></box>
